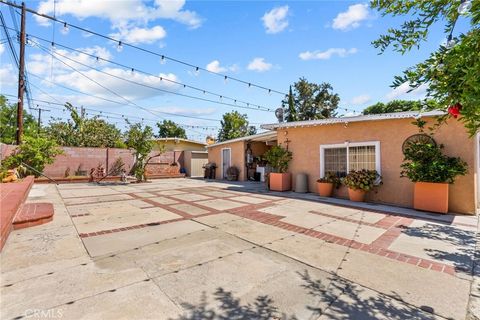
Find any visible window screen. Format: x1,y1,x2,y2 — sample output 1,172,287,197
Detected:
349,146,376,171
324,147,347,177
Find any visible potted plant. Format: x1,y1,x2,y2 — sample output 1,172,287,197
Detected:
263,145,293,191
343,169,381,202
401,141,467,213
226,166,239,181
316,172,341,197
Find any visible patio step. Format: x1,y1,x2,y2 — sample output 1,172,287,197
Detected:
13,203,54,230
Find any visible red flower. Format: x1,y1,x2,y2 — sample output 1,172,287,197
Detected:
448,103,462,118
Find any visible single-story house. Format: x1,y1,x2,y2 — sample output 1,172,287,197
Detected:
207,111,478,214
152,137,208,177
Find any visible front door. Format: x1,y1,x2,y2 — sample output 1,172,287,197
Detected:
222,148,231,179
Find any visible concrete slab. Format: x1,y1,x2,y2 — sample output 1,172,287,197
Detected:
59,187,120,198
170,193,212,202
81,220,205,257
193,213,244,227
231,195,270,204
281,212,336,229
157,190,188,196
132,192,157,198
338,249,472,320
170,203,210,216
215,218,295,244
148,196,179,205
196,199,246,211
314,219,386,244
66,199,153,215
64,194,134,205
24,280,182,320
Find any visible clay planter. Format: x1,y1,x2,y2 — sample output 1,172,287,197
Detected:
317,182,333,197
414,182,449,214
348,188,366,202
269,173,291,191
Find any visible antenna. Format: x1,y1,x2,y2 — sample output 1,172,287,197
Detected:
275,108,284,123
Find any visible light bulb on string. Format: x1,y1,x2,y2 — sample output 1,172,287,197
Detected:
446,35,456,49
130,68,135,75
61,22,69,35
458,0,472,15
117,41,123,52
224,76,228,84
160,55,166,64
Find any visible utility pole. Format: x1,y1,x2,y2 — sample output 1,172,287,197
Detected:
16,2,26,145
30,106,50,134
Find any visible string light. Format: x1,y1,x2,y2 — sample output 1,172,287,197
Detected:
61,22,69,35
446,34,456,49
116,41,123,52
458,0,472,15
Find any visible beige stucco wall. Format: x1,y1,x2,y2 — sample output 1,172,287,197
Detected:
154,139,207,152
207,140,246,180
277,117,476,214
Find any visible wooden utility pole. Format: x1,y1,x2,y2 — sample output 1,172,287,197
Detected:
30,107,50,134
16,2,26,145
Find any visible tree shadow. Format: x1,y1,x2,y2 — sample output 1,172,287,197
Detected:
400,223,476,274
299,270,437,320
171,287,298,320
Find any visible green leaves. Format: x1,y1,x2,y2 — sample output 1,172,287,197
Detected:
343,169,381,192
0,95,39,143
263,145,293,173
156,120,187,139
400,141,467,183
218,111,256,142
125,122,155,181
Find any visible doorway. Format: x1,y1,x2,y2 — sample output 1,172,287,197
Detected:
221,148,231,179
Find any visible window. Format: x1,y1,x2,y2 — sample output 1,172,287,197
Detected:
320,141,380,178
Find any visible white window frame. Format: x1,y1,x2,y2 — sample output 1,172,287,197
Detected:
220,147,232,179
319,141,381,178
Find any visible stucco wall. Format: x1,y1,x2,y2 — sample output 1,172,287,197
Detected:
154,139,207,152
207,140,246,180
277,117,476,214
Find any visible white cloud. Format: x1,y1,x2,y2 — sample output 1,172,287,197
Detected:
36,0,203,29
262,5,289,34
332,3,369,31
351,94,371,105
0,64,17,88
299,48,357,60
205,60,238,73
0,43,5,55
247,57,273,72
385,82,428,100
110,25,167,44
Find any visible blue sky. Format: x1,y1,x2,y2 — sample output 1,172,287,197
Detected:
0,1,469,141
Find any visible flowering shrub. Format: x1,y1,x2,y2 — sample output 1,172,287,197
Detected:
317,172,341,189
343,169,381,191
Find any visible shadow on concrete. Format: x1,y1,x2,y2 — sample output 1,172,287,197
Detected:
171,271,436,320
401,223,476,274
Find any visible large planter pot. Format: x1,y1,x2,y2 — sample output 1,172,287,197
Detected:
348,188,366,202
317,182,333,197
414,182,449,214
269,173,291,191
226,175,238,181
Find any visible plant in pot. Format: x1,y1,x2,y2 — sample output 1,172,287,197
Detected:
225,166,239,181
343,169,381,202
263,145,293,191
401,141,467,213
316,172,341,197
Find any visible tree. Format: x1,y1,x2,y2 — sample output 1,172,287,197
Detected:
363,99,439,115
217,111,256,142
1,135,63,177
156,120,187,139
46,103,125,148
371,0,480,135
124,122,165,182
282,78,339,121
0,95,39,144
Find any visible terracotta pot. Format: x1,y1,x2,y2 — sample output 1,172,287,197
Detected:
348,188,366,202
269,173,291,191
317,182,333,197
414,182,449,214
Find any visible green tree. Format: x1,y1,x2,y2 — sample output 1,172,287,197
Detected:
363,99,439,115
46,103,125,148
371,0,480,135
156,120,187,139
0,95,39,143
125,122,157,182
282,78,340,121
1,135,63,177
217,111,256,142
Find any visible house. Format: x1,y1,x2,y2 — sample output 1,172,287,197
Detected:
151,137,208,178
207,111,477,214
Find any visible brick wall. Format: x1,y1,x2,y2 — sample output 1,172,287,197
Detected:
0,144,183,178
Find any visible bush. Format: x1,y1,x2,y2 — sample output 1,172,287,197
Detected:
263,145,292,173
343,169,381,191
226,166,239,176
1,136,63,177
400,141,467,183
317,172,341,188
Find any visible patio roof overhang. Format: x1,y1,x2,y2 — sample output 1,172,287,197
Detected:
206,131,277,148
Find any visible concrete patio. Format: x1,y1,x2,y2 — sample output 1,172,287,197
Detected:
1,178,478,320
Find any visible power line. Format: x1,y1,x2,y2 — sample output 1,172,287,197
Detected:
0,0,287,97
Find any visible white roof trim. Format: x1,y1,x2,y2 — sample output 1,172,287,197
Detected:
207,131,277,148
260,110,445,130
154,137,207,146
